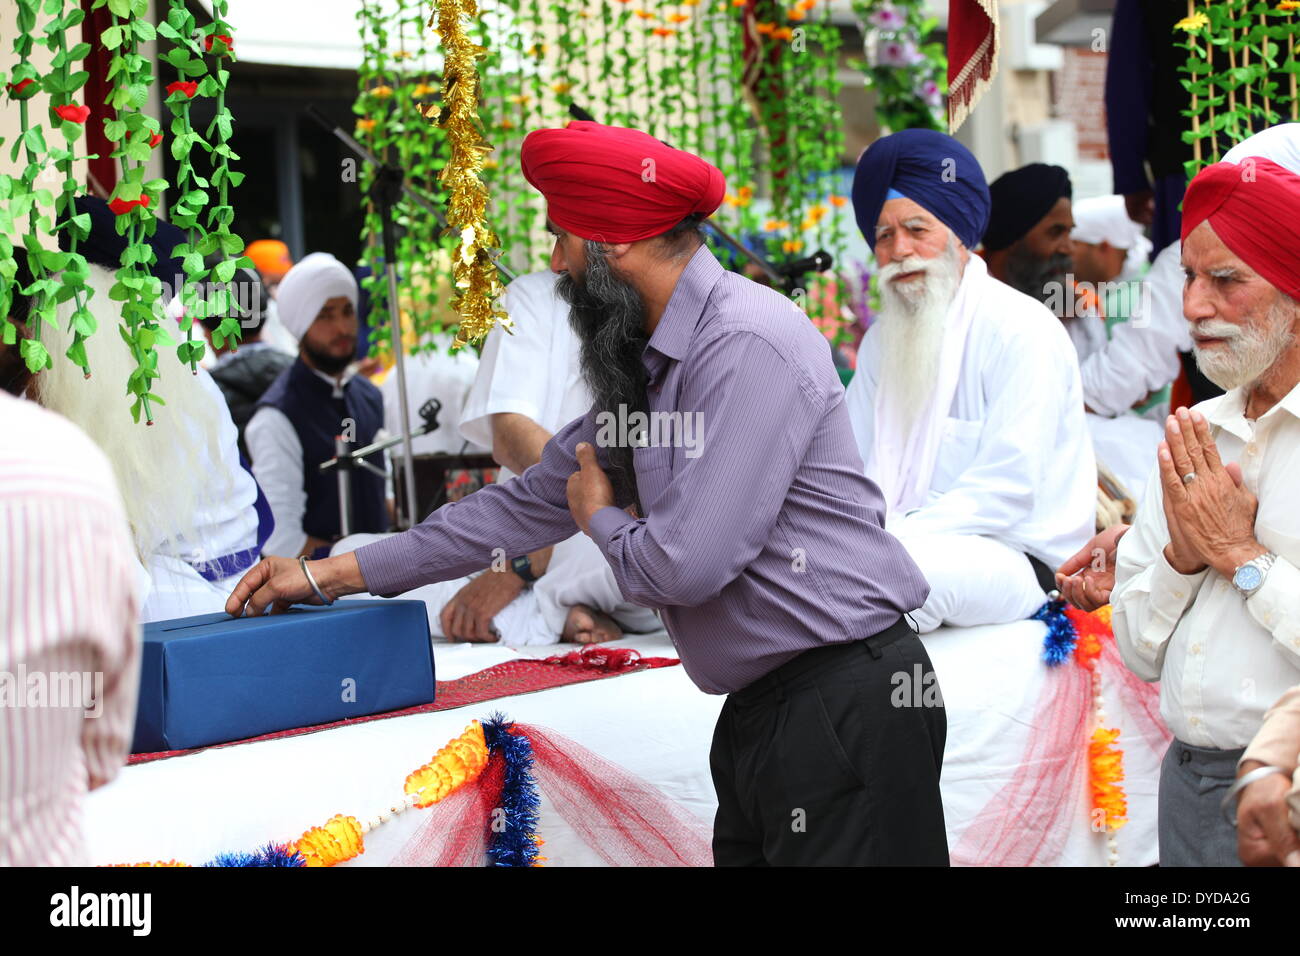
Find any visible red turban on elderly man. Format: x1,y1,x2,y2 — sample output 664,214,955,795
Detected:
520,121,726,243
1181,157,1300,300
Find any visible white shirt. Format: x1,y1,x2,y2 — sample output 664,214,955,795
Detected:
459,270,591,480
0,395,140,865
1113,382,1300,749
1077,242,1189,418
380,333,485,456
246,365,367,558
845,268,1096,568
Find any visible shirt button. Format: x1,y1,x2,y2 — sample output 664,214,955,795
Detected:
1246,443,1258,455
1190,716,1202,726
1191,643,1202,655
1173,590,1185,599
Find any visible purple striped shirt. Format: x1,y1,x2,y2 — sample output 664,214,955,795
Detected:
357,246,929,693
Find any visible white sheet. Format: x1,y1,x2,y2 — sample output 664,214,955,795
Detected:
83,623,1162,866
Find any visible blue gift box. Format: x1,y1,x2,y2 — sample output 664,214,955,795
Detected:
131,600,435,753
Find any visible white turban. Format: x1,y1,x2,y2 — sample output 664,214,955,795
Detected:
1223,122,1300,173
1071,195,1152,280
275,252,358,341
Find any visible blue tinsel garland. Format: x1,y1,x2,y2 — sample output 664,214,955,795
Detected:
203,842,306,867
1032,598,1077,667
482,712,542,867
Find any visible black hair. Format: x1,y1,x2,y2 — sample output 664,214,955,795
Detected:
197,265,270,339
655,212,707,258
1,247,38,396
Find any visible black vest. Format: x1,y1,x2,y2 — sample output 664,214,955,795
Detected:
258,358,387,543
210,346,294,454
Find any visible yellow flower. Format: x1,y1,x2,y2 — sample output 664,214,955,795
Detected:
356,118,377,134
370,84,394,99
1174,11,1209,31
782,239,804,254
1279,1,1300,10
668,12,690,23
412,83,437,97
507,93,531,105
552,81,572,95
683,0,700,5
635,8,656,19
393,50,413,60
764,218,789,231
500,118,516,130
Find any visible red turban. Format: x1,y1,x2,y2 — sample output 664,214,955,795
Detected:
1181,157,1300,300
520,121,726,243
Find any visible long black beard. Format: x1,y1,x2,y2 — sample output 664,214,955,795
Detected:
1005,244,1073,308
556,242,650,513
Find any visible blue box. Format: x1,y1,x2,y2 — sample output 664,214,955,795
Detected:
131,600,435,753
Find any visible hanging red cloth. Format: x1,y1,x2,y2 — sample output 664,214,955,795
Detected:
81,0,117,197
947,0,999,132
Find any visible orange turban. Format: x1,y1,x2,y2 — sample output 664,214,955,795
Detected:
1181,158,1300,300
245,239,293,279
520,121,725,243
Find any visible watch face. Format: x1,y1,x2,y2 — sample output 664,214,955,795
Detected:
1234,564,1263,592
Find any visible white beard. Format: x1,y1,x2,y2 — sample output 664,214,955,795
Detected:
1192,297,1297,392
875,237,963,435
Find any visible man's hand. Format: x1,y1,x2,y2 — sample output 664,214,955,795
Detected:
439,570,524,642
1056,524,1130,611
1158,408,1262,578
567,442,615,536
225,552,366,617
1236,760,1300,867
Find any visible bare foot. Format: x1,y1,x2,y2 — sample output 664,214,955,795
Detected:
561,604,623,644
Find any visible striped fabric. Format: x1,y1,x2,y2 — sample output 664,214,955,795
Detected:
0,394,140,865
358,247,930,694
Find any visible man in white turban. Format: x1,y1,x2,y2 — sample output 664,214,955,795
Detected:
245,253,390,558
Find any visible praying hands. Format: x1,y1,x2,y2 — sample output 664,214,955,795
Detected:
1157,407,1264,579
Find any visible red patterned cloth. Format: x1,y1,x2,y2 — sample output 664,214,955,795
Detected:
947,0,999,132
127,646,679,766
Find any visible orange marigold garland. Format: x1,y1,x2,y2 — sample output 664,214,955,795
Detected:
294,814,366,868
405,719,490,807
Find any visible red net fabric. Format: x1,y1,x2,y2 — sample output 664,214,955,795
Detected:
128,648,680,765
517,723,713,867
390,754,506,868
1100,638,1172,759
949,660,1092,867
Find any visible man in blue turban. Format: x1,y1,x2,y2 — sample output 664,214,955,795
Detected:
845,129,1096,635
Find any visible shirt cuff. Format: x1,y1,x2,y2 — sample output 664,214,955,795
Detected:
588,505,635,555
1246,556,1300,660
1148,547,1210,624
353,535,408,596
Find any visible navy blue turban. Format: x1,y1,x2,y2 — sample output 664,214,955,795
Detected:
982,163,1072,252
851,128,990,251
56,194,186,295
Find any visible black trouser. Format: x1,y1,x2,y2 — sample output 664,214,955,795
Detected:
710,618,949,866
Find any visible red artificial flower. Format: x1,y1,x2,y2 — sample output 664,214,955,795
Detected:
53,103,91,124
165,81,198,99
204,34,234,53
148,132,163,148
108,194,151,216
7,77,37,99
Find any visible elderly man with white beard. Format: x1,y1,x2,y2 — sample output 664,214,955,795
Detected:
1111,155,1300,867
845,129,1096,633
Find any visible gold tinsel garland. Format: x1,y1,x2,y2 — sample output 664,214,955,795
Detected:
427,0,509,347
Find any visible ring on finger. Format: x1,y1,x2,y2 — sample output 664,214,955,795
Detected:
1182,472,1197,484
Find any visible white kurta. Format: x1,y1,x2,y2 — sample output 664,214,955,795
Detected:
1112,384,1300,749
380,333,485,457
141,371,262,623
845,262,1096,631
459,270,590,480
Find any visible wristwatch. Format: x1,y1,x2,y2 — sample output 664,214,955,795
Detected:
510,555,538,585
1231,551,1276,598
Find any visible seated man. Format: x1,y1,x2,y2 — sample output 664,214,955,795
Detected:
1111,156,1300,866
12,254,266,623
846,130,1095,633
984,166,1174,498
247,253,389,558
1235,683,1300,867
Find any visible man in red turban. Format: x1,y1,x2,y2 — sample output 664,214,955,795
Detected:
1111,155,1300,866
229,121,948,866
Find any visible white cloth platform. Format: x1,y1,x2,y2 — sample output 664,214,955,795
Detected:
83,621,1162,866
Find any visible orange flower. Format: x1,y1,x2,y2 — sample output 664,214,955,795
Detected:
370,84,394,99
772,26,794,40
782,239,804,254
764,218,789,231
500,118,516,130
798,0,817,9
652,26,675,36
412,83,438,97
356,118,377,134
295,814,365,867
507,93,531,104
634,8,656,18
1278,1,1300,10
756,20,775,34
828,194,846,207
552,81,572,94
787,7,806,20
668,12,690,22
